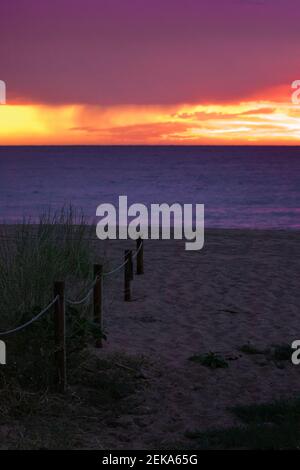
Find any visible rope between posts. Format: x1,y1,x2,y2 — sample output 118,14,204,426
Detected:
0,239,143,332
0,295,59,337
102,257,129,277
66,276,100,305
0,236,144,391
103,239,143,277
131,239,143,260
66,239,143,303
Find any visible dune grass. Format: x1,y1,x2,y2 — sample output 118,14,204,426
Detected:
238,342,293,365
188,352,229,369
238,344,267,355
0,208,101,389
186,396,300,449
0,351,148,449
232,398,300,425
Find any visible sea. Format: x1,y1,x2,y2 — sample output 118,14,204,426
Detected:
0,145,300,229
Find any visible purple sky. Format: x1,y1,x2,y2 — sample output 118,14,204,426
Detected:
1,0,299,105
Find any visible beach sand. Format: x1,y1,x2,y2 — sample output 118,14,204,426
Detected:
1,227,300,449
94,229,300,449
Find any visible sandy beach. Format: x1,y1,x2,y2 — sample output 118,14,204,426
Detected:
78,228,300,449
1,226,300,449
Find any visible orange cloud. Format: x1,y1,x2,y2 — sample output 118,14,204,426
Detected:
0,93,300,145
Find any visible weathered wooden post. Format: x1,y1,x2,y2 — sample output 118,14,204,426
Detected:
136,237,144,275
129,250,134,281
124,250,131,301
53,281,66,393
93,264,103,348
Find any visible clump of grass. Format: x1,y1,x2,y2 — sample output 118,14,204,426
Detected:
0,351,149,449
186,396,300,449
231,398,300,425
239,343,267,355
0,380,84,449
0,207,99,389
188,352,228,369
270,344,293,362
10,419,82,450
185,422,300,449
238,342,293,366
0,207,93,322
76,353,149,406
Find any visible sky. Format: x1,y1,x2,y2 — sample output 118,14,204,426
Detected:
0,0,300,145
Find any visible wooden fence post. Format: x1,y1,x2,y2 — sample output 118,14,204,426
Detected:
53,281,66,393
93,264,103,348
136,237,144,275
129,250,133,281
124,250,131,301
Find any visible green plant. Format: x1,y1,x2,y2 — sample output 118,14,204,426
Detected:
185,397,300,449
231,397,300,425
271,344,293,362
239,344,267,355
188,352,228,369
185,422,300,449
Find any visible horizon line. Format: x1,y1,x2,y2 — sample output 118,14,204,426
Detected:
1,144,300,148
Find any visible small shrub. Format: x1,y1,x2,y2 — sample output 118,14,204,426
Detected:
239,344,267,355
185,422,300,449
185,397,300,449
231,398,300,425
189,352,228,369
271,344,293,362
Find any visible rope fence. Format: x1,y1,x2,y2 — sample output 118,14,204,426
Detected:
0,296,59,337
0,237,145,393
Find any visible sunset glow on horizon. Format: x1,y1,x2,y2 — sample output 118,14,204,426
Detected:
1,91,300,145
